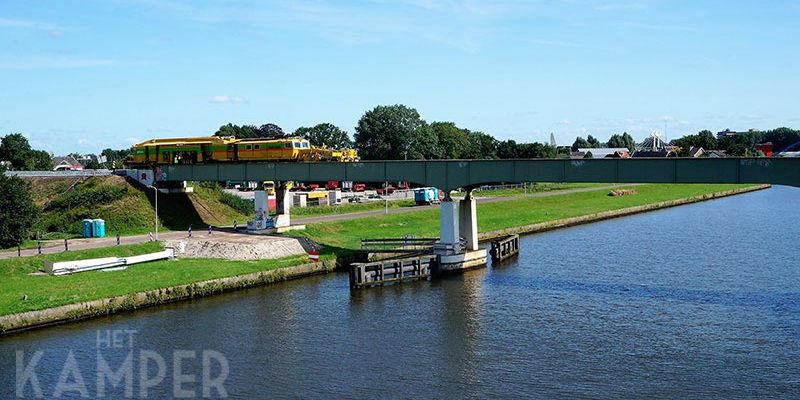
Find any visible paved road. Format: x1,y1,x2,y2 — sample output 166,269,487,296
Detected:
0,184,628,259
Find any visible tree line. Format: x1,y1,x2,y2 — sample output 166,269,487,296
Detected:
669,128,800,156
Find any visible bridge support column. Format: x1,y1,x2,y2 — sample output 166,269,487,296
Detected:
434,192,487,275
274,182,291,228
438,197,460,252
458,192,478,251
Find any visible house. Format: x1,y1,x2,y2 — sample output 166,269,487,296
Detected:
77,154,107,166
52,155,83,171
756,143,773,157
688,146,705,158
632,150,676,158
707,150,728,158
573,148,630,159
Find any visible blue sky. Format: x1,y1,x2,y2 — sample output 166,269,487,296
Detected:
1,0,798,154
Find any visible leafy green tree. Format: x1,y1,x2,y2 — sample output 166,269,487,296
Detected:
214,123,258,138
571,137,590,151
430,122,469,159
587,135,602,148
0,173,38,248
0,133,33,170
354,105,429,160
497,140,520,159
27,150,53,170
584,151,594,159
83,159,102,169
295,123,353,148
256,123,286,138
764,127,800,151
467,131,498,159
607,132,636,152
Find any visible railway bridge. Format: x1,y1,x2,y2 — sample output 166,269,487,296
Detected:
159,158,800,271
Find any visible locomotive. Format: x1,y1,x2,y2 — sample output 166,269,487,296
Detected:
126,136,359,167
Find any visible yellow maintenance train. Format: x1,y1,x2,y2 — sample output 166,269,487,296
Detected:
127,136,359,167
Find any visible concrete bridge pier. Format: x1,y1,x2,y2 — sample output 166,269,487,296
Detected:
247,181,303,233
274,181,291,228
434,190,487,274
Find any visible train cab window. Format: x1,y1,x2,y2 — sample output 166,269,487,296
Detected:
293,142,301,148
302,142,310,148
161,153,169,161
246,145,252,150
284,143,292,149
254,145,260,150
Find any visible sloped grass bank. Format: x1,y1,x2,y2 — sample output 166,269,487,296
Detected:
24,176,250,241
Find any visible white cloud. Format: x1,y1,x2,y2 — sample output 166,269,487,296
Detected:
209,95,248,104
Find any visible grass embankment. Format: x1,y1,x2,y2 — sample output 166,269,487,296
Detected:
292,199,416,216
22,176,250,243
455,182,605,198
0,242,322,316
296,184,754,250
291,183,599,217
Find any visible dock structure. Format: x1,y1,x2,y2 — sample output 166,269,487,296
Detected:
350,255,435,289
490,234,520,262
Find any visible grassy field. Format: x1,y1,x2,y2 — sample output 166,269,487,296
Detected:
460,182,609,198
0,242,317,316
295,184,754,250
292,199,416,216
291,183,598,217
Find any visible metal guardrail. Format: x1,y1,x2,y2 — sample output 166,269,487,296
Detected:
4,169,112,178
360,237,439,253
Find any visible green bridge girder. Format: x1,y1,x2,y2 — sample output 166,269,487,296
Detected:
160,158,800,192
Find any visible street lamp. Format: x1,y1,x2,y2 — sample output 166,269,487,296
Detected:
149,185,158,240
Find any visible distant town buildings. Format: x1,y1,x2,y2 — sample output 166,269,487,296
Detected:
716,128,760,140
571,148,629,159
632,131,676,158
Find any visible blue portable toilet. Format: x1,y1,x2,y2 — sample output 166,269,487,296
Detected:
82,219,94,238
92,219,106,238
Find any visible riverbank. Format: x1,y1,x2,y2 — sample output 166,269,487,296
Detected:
295,183,766,250
0,183,767,334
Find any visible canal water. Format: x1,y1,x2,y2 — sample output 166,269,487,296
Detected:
2,186,799,399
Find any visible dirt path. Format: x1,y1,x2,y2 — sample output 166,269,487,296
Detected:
0,184,630,259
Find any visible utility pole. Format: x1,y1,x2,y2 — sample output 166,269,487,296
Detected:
150,185,159,240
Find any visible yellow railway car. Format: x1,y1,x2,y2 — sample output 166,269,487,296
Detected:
127,136,359,167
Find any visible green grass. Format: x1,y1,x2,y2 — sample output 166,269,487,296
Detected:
292,199,416,216
291,183,600,217
0,241,318,316
460,182,609,198
295,184,755,250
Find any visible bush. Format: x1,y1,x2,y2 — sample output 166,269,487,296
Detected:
218,191,253,215
44,185,127,211
0,174,38,248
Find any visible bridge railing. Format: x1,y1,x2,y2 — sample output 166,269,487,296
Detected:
360,237,439,253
